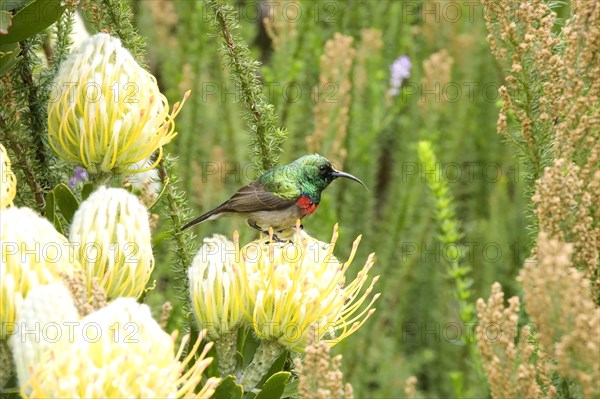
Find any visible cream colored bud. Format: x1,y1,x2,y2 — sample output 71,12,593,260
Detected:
23,298,219,398
48,33,189,174
0,207,78,339
69,186,154,299
10,282,79,393
189,234,247,340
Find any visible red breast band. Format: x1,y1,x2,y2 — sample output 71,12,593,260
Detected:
297,196,318,216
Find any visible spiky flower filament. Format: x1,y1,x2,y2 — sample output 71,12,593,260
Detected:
22,299,220,398
241,224,380,351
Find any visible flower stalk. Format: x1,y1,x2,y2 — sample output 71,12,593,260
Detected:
17,39,51,190
240,340,285,391
157,158,200,354
215,330,238,377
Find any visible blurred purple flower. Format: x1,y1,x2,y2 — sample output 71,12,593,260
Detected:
68,166,89,189
388,55,411,96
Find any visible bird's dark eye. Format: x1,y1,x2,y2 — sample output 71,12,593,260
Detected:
319,165,327,172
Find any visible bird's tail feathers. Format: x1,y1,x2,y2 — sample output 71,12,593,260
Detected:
180,208,223,231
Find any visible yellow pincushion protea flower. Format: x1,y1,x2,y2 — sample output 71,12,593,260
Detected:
10,282,80,392
69,186,154,299
0,207,78,339
0,143,17,208
241,225,380,352
23,298,220,398
48,33,189,174
189,234,247,340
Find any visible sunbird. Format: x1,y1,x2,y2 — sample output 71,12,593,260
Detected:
182,154,366,238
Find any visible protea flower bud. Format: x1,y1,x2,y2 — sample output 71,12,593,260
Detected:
10,282,79,392
189,234,247,376
23,298,219,398
0,143,17,208
69,186,154,299
47,33,189,174
189,234,246,340
0,207,78,339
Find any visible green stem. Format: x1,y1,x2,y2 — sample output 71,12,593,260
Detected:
98,0,146,62
156,158,199,352
240,341,284,391
0,116,46,209
211,4,267,166
0,339,15,389
17,39,51,192
88,171,112,188
204,0,286,175
47,10,75,71
215,330,239,377
157,160,192,266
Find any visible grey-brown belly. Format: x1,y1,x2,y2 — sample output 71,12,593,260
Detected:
246,206,304,232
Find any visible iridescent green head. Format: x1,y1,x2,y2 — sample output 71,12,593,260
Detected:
292,154,367,193
259,154,367,202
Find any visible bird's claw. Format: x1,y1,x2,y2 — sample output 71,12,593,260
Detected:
264,235,288,244
248,220,289,244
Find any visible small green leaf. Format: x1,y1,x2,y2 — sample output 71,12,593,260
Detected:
241,331,260,368
53,215,64,235
213,375,243,399
257,350,288,387
148,176,168,210
1,0,64,44
0,9,12,33
282,379,299,398
235,351,244,374
255,371,290,399
44,191,63,235
0,0,31,11
44,191,55,222
81,182,94,200
0,42,20,75
53,183,79,224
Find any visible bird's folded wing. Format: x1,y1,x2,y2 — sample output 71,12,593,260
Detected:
220,180,297,212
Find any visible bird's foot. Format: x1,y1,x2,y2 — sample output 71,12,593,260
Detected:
279,224,303,232
248,220,268,234
248,220,290,244
265,234,287,244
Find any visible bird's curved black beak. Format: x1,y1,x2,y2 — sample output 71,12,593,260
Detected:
332,169,368,190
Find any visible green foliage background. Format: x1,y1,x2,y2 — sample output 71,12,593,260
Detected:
134,1,557,397
0,0,579,397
